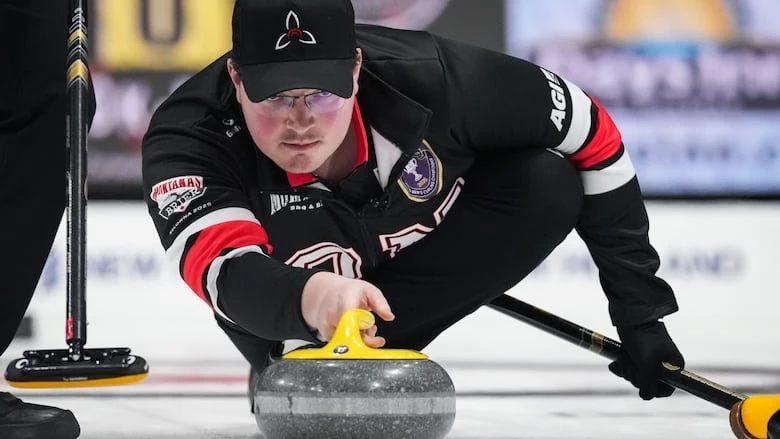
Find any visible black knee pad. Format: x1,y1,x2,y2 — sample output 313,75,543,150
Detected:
525,149,584,227
466,148,584,230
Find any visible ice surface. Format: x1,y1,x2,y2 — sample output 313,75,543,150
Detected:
0,361,754,438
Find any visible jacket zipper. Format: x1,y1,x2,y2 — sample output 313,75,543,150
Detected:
297,187,381,275
292,149,412,275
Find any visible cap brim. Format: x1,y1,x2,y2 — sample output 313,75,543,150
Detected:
241,58,355,103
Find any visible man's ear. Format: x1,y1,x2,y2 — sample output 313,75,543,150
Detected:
354,48,363,73
227,58,243,102
351,48,363,95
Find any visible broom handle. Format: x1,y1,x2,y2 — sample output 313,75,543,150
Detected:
487,294,747,410
65,0,89,360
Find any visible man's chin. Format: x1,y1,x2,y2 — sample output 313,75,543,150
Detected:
281,161,322,176
277,150,327,176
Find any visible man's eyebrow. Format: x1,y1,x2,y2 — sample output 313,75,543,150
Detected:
274,90,324,98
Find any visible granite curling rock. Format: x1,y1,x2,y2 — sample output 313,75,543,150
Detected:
253,309,456,439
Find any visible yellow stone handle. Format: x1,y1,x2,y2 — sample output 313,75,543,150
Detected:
283,309,428,360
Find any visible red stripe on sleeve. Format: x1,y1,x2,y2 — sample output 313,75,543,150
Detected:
568,96,623,169
182,220,272,305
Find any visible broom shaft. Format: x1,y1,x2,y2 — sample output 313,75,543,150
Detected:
65,0,89,359
488,294,747,410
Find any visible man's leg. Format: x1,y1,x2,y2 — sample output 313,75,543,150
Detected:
216,317,283,373
215,317,286,413
371,149,584,350
0,2,86,438
0,0,69,357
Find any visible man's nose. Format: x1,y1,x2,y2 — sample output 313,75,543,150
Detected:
286,100,315,130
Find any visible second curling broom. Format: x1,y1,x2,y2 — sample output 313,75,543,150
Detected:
4,0,149,389
489,294,780,439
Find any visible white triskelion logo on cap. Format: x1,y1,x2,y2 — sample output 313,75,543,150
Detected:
275,11,317,50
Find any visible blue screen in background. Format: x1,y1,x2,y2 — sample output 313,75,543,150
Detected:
505,0,780,196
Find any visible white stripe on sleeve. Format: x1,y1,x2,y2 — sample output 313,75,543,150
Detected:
165,207,261,270
580,150,636,195
555,78,593,155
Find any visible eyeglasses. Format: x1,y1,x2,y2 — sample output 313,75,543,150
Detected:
255,91,347,118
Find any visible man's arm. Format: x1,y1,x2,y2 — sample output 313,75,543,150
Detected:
142,133,320,342
434,36,678,326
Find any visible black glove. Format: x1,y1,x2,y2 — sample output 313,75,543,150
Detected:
608,321,684,400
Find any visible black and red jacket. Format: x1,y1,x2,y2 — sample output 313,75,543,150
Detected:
142,25,678,342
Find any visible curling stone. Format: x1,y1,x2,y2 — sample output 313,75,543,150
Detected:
253,309,456,439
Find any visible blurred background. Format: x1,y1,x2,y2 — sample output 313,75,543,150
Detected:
4,0,779,397
82,0,780,200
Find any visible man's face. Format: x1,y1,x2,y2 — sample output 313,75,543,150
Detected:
228,53,361,175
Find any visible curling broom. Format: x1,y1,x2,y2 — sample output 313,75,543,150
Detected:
489,294,780,439
4,0,149,389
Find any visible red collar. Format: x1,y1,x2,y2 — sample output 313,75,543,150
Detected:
286,101,369,187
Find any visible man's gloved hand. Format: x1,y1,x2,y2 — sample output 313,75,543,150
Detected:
608,321,684,400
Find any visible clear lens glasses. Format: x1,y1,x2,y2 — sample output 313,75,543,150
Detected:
255,91,347,118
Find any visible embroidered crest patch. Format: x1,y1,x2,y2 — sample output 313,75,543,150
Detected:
398,140,442,202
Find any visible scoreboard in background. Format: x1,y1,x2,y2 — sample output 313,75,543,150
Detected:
86,0,233,196
94,0,232,71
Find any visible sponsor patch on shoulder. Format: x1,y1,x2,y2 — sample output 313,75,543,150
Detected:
150,175,206,219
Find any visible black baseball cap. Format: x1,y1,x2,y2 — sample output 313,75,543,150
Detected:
231,0,358,103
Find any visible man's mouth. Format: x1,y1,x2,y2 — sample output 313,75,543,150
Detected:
282,140,319,149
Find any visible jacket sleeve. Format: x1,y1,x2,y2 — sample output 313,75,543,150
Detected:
142,129,319,342
434,36,678,327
